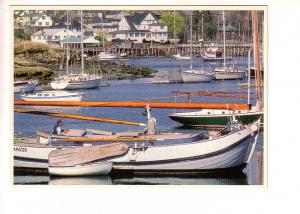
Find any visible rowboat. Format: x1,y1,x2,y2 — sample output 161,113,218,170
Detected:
20,90,84,101
47,143,128,176
110,119,260,173
48,161,113,176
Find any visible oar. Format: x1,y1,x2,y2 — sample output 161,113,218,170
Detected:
14,100,251,110
14,108,146,126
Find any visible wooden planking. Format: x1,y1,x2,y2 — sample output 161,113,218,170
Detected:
14,100,251,110
48,142,129,167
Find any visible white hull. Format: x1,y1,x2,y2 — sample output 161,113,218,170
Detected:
14,121,259,172
14,145,58,169
14,81,37,93
51,79,101,90
215,71,246,80
112,122,258,172
181,70,213,83
49,161,112,176
20,91,84,101
173,55,191,60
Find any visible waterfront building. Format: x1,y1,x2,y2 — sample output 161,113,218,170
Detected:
31,28,78,45
107,11,168,43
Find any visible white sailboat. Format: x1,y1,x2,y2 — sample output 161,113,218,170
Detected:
181,12,213,83
172,11,191,60
214,11,246,80
51,10,101,90
97,16,119,60
20,90,84,101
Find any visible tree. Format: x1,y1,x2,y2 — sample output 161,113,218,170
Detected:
202,11,217,40
159,11,185,39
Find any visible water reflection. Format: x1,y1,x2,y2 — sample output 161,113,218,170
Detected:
14,172,248,185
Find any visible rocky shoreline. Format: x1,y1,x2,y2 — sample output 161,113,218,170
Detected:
14,41,158,84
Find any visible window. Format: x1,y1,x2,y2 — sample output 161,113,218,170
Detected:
207,112,211,114
160,26,164,29
38,36,41,40
38,22,42,26
130,33,134,37
135,33,139,37
141,33,145,37
222,111,225,114
46,22,49,25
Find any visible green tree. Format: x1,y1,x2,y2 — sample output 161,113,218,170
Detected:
159,11,185,39
203,11,217,40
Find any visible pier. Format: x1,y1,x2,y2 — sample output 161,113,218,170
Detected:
82,42,253,57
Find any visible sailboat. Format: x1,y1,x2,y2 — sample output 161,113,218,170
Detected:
181,12,213,83
214,11,246,80
172,11,191,60
50,10,101,90
97,16,119,60
169,11,263,129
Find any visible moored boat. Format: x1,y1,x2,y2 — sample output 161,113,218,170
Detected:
181,70,213,83
214,67,246,80
14,80,38,93
173,54,191,60
97,52,119,60
169,108,263,129
48,143,128,176
111,119,260,173
20,90,84,101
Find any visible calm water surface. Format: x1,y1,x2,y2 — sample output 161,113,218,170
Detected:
14,56,264,185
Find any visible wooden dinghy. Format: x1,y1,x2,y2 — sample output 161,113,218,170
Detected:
48,143,128,176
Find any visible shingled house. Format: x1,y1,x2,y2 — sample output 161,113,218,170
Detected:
107,11,168,43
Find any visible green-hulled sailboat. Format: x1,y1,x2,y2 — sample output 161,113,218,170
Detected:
169,11,264,129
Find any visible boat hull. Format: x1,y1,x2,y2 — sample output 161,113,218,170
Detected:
215,71,246,80
111,123,258,172
181,71,212,83
20,94,84,101
51,79,101,90
48,161,113,176
169,111,263,129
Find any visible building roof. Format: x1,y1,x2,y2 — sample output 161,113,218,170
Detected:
124,12,154,30
60,36,99,43
32,28,74,36
111,29,151,35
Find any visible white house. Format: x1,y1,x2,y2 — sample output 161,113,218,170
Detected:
30,13,53,27
31,29,78,45
107,12,168,43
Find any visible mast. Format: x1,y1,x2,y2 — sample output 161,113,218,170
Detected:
223,10,226,68
80,10,84,74
189,12,193,70
66,10,69,75
252,11,263,111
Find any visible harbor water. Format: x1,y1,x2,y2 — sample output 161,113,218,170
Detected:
14,56,264,185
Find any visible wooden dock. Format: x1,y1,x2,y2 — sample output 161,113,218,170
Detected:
82,42,253,57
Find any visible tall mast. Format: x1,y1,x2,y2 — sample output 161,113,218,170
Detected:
66,10,69,75
223,10,226,68
189,12,193,70
252,11,263,111
80,10,84,74
173,10,176,43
